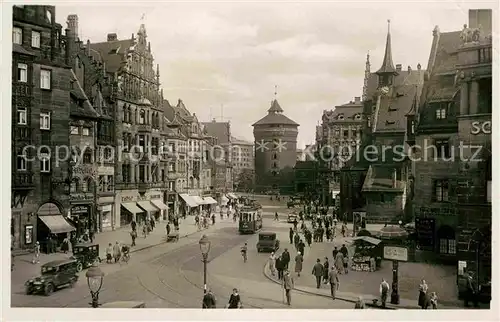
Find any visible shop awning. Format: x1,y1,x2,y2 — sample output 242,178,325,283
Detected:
179,193,199,208
151,199,168,210
122,202,144,214
37,203,61,216
191,195,205,205
137,201,159,212
226,193,238,199
39,215,76,234
203,197,218,205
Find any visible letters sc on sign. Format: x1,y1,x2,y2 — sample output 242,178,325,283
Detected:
471,121,491,135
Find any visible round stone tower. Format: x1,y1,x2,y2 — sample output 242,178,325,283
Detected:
252,99,299,190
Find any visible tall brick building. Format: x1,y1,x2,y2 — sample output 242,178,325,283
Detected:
413,10,492,283
11,5,74,250
253,99,299,192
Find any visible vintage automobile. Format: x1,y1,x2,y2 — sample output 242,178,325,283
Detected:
257,232,280,252
71,243,101,272
25,259,79,296
287,213,298,223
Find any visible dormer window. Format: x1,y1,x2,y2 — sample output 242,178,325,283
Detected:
435,105,447,120
354,114,361,120
337,114,344,120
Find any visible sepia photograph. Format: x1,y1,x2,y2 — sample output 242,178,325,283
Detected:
3,0,497,320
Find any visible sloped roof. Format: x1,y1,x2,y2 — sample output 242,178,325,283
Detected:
88,39,133,73
268,99,284,113
69,69,99,119
13,44,35,56
362,165,405,192
431,31,462,75
323,101,363,123
252,113,299,126
201,121,231,144
374,70,424,133
231,136,253,145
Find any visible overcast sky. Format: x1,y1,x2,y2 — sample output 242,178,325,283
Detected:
52,0,496,147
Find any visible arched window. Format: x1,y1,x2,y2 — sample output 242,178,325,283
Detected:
139,109,145,124
81,177,88,192
83,149,93,164
70,178,79,193
128,107,132,124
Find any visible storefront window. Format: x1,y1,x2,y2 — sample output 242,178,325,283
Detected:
25,225,33,245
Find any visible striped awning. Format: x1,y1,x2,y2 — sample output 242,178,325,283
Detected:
39,215,75,234
137,201,159,212
151,199,168,210
179,193,199,208
122,202,144,214
203,197,218,205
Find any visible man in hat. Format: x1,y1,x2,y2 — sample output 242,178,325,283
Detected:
282,270,294,306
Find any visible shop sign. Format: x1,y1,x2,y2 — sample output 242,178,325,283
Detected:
383,246,408,262
471,121,491,135
70,193,94,201
122,196,135,202
71,205,90,215
72,164,97,177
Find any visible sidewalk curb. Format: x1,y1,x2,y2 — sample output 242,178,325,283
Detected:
262,261,400,309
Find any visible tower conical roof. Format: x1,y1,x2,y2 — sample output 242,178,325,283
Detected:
268,99,284,113
376,20,398,75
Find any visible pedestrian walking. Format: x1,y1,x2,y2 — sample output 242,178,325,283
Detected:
325,227,331,241
113,241,121,263
343,253,349,274
89,230,95,243
211,213,216,225
276,255,284,280
131,220,137,232
142,224,147,238
328,266,339,299
32,241,40,264
312,258,324,289
294,234,300,250
322,257,329,284
340,244,348,257
418,279,429,309
202,288,217,308
430,292,438,309
269,252,276,276
130,230,137,247
274,212,279,221
166,223,171,236
379,279,390,308
305,229,312,247
283,270,294,306
334,251,344,274
464,272,479,307
61,236,70,254
226,288,242,308
298,240,305,257
341,223,346,237
281,248,290,270
106,243,113,263
289,227,294,244
294,252,303,277
151,217,156,230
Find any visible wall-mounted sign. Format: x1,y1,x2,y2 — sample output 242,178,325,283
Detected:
25,225,33,245
71,205,90,215
72,165,97,177
471,121,491,135
383,246,408,262
69,193,94,201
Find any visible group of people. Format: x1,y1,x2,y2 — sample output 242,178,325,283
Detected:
268,249,291,280
105,241,129,264
202,288,243,309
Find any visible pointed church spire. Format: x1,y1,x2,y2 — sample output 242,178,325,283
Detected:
376,20,397,75
362,51,371,101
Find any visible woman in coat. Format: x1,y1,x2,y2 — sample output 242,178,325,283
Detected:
322,257,329,284
418,279,429,309
294,252,303,276
269,252,276,276
334,251,344,274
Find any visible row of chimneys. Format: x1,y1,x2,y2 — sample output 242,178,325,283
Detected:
395,63,422,72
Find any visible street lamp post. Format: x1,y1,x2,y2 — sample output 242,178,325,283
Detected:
86,264,104,308
199,234,211,293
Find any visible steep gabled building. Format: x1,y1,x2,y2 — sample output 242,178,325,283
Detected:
340,21,424,224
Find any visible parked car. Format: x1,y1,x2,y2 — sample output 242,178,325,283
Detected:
25,259,79,296
71,243,101,272
257,232,280,252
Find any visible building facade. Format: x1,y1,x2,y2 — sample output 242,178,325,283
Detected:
231,137,254,191
253,99,299,192
341,22,423,224
413,10,492,282
11,5,75,250
90,24,167,227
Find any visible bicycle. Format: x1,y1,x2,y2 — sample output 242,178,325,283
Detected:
121,251,130,264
